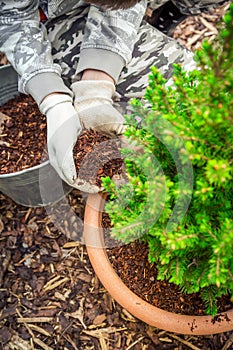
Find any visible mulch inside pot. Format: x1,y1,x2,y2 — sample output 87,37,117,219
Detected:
104,216,233,317
0,94,124,186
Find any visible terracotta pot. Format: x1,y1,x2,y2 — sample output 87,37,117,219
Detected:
84,193,233,335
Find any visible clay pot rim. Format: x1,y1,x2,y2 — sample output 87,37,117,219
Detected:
84,192,233,336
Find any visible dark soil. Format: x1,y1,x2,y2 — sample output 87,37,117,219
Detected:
107,240,233,316
102,208,233,317
1,191,233,350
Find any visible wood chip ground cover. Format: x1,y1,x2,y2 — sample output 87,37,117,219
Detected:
1,191,233,350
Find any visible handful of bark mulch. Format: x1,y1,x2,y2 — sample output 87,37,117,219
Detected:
73,130,125,188
0,94,124,188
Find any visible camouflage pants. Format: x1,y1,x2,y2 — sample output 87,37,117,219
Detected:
46,0,222,113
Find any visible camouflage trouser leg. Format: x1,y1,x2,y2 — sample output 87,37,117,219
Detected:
116,21,195,114
46,9,196,114
46,7,89,85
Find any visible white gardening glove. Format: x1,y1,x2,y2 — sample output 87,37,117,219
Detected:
39,93,100,193
71,80,126,137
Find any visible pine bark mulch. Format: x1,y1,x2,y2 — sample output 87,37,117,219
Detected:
1,191,233,350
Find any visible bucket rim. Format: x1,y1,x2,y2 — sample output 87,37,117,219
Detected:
0,63,13,70
0,159,51,178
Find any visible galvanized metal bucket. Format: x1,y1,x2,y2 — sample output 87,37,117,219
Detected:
0,65,72,207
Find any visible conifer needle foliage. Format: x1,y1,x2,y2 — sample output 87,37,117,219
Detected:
102,4,233,315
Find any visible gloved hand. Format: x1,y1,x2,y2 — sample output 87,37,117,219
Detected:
39,93,100,193
71,80,126,137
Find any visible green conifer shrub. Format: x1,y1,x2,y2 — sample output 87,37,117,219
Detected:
102,4,233,315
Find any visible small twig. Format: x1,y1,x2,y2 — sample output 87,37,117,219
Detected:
27,324,52,337
199,16,218,34
24,207,33,223
17,316,53,323
16,308,35,338
43,276,69,292
63,334,80,350
15,251,36,266
63,241,81,248
99,333,109,350
168,333,202,350
221,333,233,350
0,250,11,287
126,336,145,350
82,327,127,337
33,338,53,350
